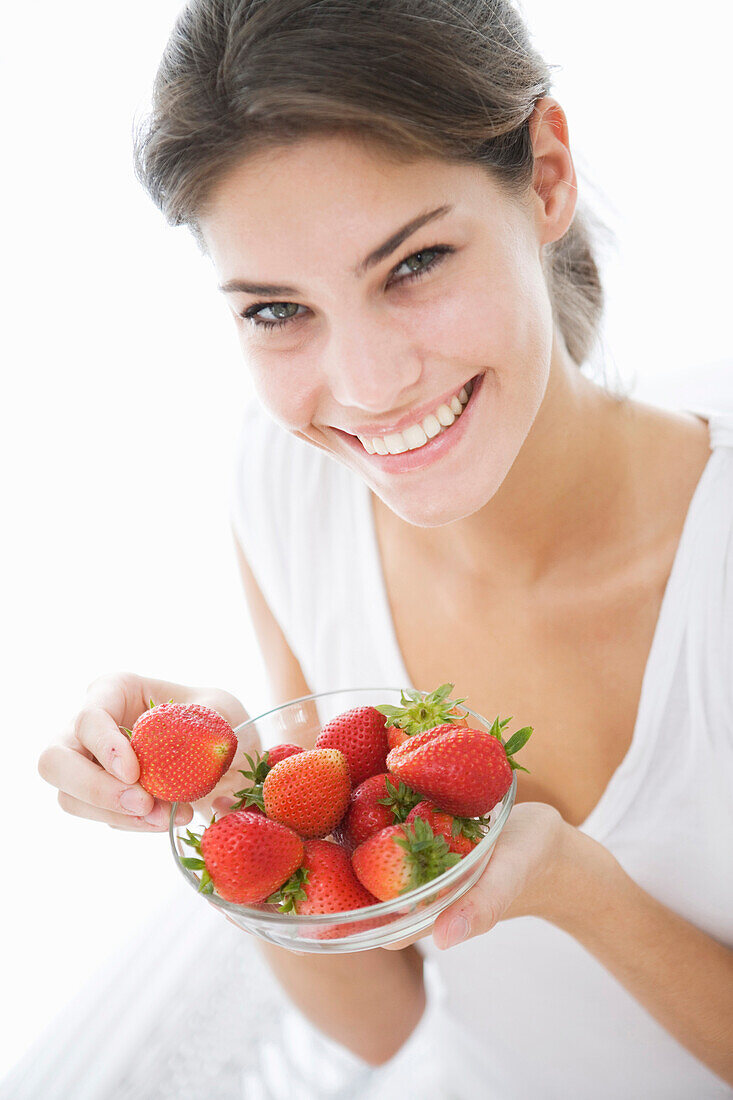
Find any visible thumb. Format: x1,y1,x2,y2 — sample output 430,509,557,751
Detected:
432,841,522,949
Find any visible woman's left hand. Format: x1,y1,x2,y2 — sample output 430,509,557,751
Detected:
383,801,574,951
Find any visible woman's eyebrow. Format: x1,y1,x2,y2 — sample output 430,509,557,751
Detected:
218,203,453,296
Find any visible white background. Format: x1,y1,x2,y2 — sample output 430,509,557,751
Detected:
2,0,732,1083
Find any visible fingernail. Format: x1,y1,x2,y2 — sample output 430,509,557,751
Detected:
144,805,167,827
120,789,148,814
111,757,128,781
441,916,469,949
174,806,191,825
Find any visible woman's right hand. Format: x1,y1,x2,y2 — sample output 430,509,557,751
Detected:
38,672,253,831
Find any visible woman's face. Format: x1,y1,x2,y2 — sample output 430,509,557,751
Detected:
199,126,570,527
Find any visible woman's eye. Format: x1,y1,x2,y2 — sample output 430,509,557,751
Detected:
240,243,453,332
390,246,451,283
241,300,305,331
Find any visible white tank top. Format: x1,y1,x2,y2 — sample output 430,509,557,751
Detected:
229,397,733,1099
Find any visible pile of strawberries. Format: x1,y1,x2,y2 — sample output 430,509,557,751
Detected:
123,685,532,932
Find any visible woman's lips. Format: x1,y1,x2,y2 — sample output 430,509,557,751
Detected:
333,371,485,473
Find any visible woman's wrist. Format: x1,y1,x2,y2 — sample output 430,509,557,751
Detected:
535,821,624,932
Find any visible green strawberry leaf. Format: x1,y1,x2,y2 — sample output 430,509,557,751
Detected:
503,726,533,756
182,829,203,854
267,867,310,913
180,857,205,870
376,778,423,822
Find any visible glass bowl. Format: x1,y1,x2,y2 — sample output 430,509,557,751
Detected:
169,687,517,953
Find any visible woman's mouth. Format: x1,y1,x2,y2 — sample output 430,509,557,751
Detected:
332,372,486,473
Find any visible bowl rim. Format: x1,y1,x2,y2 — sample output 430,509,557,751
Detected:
169,686,518,925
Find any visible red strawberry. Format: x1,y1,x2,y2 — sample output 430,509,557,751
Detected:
230,743,304,812
334,773,422,854
123,700,237,802
181,810,303,904
263,748,351,839
269,839,381,939
374,683,470,750
351,818,462,901
315,707,389,786
405,800,490,856
387,717,532,817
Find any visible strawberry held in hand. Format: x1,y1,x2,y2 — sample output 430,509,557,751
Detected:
315,706,389,786
351,817,462,901
263,748,351,839
123,700,237,802
387,716,533,818
375,682,469,750
182,810,304,904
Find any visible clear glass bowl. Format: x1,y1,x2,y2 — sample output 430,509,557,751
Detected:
169,687,517,953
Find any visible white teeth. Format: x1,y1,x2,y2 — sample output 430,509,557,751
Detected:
384,433,408,455
403,423,428,450
422,413,442,439
356,377,479,456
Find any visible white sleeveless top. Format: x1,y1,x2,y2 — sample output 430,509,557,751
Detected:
229,398,733,1099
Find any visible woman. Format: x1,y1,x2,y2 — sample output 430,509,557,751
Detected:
38,1,733,1095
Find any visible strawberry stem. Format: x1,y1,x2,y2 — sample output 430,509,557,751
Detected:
375,682,468,737
376,778,422,822
230,750,271,811
394,817,463,893
267,866,310,912
181,829,214,894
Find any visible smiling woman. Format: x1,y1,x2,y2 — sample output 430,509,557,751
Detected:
133,0,608,370
37,0,733,1097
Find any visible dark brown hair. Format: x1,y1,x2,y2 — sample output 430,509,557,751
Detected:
133,0,615,371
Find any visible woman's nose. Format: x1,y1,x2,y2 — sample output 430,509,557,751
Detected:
322,315,423,412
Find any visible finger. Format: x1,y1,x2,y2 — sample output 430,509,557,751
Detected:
73,703,141,785
211,797,240,815
432,847,517,949
40,744,154,817
382,928,431,951
58,791,192,830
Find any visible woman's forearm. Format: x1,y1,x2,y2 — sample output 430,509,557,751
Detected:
545,827,733,1087
257,941,426,1065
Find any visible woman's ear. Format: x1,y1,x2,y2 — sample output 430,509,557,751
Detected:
529,96,578,246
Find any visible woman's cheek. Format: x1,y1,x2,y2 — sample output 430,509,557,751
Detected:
246,346,324,433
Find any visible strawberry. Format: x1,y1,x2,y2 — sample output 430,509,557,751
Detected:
268,839,381,938
315,706,389,786
374,683,469,750
181,810,303,904
122,699,237,802
230,743,304,812
405,800,490,856
351,818,462,901
263,748,351,839
334,772,422,853
386,717,532,817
